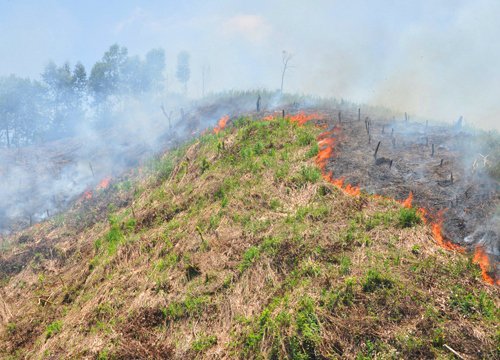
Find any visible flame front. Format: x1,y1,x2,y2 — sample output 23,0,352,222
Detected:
431,213,464,253
261,112,496,285
472,245,497,285
83,191,92,200
213,115,229,134
402,191,413,208
288,112,324,125
97,176,111,190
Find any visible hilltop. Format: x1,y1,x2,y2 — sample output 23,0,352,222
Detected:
0,114,498,359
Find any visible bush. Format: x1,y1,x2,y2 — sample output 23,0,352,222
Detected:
398,208,421,228
45,320,62,339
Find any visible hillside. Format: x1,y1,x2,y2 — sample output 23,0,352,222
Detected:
0,114,498,359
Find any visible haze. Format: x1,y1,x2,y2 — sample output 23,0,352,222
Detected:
0,0,499,130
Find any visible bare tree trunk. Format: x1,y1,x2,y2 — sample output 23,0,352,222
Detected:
280,51,292,94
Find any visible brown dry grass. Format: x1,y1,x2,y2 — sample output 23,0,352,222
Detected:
0,115,498,359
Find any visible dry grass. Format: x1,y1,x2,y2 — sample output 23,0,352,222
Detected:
0,115,498,359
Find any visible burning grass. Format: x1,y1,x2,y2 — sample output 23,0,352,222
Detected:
0,114,498,359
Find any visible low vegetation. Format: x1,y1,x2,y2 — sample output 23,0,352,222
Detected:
0,116,498,359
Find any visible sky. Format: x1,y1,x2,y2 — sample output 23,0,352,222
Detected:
0,0,499,130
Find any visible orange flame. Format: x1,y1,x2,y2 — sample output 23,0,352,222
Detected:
431,213,464,253
97,176,111,190
402,191,413,208
83,191,92,200
472,246,497,285
267,112,494,285
288,112,324,125
213,115,229,134
417,207,429,224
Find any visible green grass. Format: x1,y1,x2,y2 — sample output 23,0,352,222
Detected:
45,320,62,339
398,208,421,228
164,295,211,321
239,246,260,272
192,334,218,352
362,269,394,292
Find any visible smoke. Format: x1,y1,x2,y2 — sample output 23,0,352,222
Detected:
1,1,498,131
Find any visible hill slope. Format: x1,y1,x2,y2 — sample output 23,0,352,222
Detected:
0,116,498,359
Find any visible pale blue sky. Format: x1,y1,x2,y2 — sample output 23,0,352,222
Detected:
0,0,498,129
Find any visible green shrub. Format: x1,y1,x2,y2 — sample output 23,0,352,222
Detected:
45,320,62,339
398,208,421,228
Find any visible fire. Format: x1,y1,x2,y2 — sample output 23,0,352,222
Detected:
472,245,497,285
83,190,92,200
97,176,111,190
213,115,229,134
417,207,428,224
431,215,464,253
263,113,498,284
402,191,413,208
288,112,324,125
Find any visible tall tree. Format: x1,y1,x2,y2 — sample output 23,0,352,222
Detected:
88,44,128,102
145,48,166,93
0,75,44,147
176,51,190,95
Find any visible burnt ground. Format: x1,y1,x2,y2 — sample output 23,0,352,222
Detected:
303,107,499,278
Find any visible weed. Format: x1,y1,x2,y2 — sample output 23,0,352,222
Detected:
192,334,218,352
339,255,351,275
164,295,211,321
45,320,62,339
398,208,421,228
306,143,319,158
449,286,497,320
239,246,260,272
363,270,393,292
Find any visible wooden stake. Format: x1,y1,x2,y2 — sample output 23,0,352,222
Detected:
431,143,435,157
389,160,393,169
358,108,361,121
282,109,285,119
440,159,444,167
374,141,381,159
89,162,95,177
443,344,465,360
450,172,454,184
338,111,341,123
425,137,429,146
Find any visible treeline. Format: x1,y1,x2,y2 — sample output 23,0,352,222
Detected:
0,44,189,147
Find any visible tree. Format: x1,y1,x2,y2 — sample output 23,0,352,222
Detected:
42,61,84,138
145,48,166,93
176,51,190,94
88,44,128,102
280,50,293,94
0,75,44,147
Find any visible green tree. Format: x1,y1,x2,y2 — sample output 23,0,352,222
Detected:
88,44,128,102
